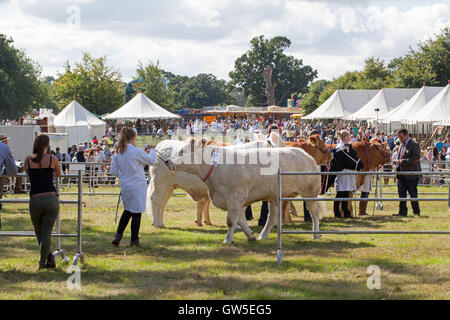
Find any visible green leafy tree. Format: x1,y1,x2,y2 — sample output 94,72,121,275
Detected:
136,61,170,109
317,71,361,106
392,27,450,87
53,53,124,115
357,57,393,89
166,72,233,109
229,35,317,106
301,80,331,115
0,34,55,119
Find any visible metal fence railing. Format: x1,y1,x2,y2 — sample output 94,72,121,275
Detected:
0,171,84,266
276,170,450,265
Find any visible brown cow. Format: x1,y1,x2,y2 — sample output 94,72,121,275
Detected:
326,139,391,217
349,139,391,216
282,135,333,223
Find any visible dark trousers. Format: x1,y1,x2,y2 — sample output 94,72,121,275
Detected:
245,202,269,225
334,191,351,218
397,176,420,216
245,205,253,220
116,210,142,241
259,201,269,225
29,196,60,264
303,202,312,221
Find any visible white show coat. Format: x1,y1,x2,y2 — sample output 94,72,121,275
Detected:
334,142,357,192
110,144,157,213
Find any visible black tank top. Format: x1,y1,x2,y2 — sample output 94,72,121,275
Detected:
27,156,57,196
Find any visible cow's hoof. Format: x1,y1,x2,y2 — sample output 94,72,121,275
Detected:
223,240,233,245
248,235,256,241
257,235,268,241
195,220,203,227
313,234,321,240
205,221,213,226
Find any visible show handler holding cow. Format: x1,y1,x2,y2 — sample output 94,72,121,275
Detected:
333,130,363,219
110,127,158,247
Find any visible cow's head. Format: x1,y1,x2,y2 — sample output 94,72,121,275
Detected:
308,135,333,165
175,137,209,165
370,140,392,166
352,140,391,170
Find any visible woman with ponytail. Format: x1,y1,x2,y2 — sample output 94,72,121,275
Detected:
24,134,61,270
110,126,157,247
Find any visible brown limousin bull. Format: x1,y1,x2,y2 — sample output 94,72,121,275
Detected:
282,135,333,223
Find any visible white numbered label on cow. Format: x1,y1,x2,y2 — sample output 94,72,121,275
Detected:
211,152,221,167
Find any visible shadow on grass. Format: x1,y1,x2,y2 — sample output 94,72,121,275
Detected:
0,262,424,300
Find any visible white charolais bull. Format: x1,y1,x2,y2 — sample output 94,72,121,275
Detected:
147,133,285,228
147,140,211,228
171,138,324,244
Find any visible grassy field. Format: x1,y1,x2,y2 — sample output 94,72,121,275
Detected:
0,184,449,300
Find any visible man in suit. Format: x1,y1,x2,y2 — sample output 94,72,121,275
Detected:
394,129,421,217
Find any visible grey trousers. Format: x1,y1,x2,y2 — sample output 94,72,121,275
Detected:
29,196,59,264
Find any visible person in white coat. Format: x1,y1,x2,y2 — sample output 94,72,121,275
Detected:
333,130,358,219
110,127,157,247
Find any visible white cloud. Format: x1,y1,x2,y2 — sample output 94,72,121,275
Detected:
0,0,448,83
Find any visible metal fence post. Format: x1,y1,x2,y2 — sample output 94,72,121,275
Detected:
53,178,69,263
72,170,84,266
277,168,282,266
448,177,450,208
379,170,384,210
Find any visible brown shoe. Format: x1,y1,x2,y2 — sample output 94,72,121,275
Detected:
359,201,368,216
45,253,56,269
111,233,122,247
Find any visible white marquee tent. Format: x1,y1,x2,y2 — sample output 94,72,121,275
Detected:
346,88,419,121
54,100,106,146
404,83,450,125
104,92,180,120
303,89,379,120
381,86,443,124
36,109,56,123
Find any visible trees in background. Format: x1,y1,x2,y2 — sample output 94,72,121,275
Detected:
52,53,124,115
229,35,317,107
135,61,170,109
391,27,450,88
0,34,56,119
166,72,233,109
1,27,449,119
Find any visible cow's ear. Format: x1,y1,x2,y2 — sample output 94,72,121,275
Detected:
201,138,208,148
309,135,318,146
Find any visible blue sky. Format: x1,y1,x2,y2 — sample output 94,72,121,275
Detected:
0,0,448,82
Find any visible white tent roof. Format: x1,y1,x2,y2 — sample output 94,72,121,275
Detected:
54,100,105,127
346,88,419,121
380,98,409,124
104,92,180,120
36,110,56,120
381,86,443,124
404,84,450,124
303,89,379,120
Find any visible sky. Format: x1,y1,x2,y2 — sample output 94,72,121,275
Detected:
0,0,449,82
